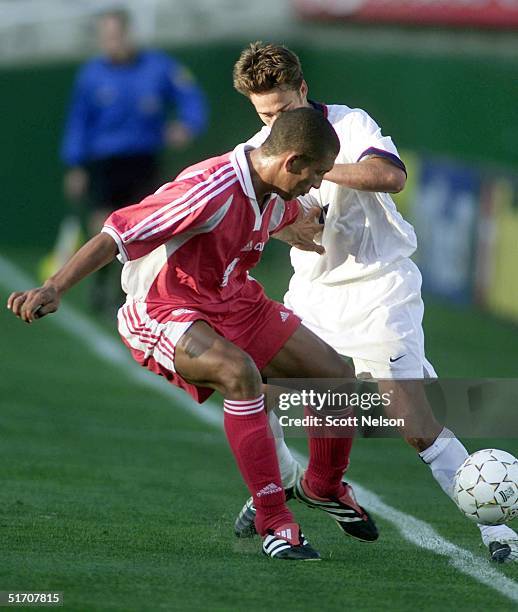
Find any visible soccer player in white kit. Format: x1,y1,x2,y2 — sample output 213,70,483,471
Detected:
232,41,518,562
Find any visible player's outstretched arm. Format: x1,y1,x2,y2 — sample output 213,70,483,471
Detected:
272,206,325,255
7,232,118,324
325,157,406,193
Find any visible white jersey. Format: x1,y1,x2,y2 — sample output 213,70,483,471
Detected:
248,103,417,283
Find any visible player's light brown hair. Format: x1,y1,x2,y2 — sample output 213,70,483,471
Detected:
262,107,339,163
233,41,303,97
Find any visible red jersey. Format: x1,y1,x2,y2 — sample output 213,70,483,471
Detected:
102,144,300,319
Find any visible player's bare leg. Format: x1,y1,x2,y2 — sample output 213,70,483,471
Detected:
377,378,518,562
174,321,320,560
260,331,353,501
377,379,442,452
262,330,355,494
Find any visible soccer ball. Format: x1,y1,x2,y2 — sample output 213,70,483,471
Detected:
453,449,518,525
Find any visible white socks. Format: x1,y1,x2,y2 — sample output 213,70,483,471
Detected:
418,427,468,498
478,524,518,546
269,410,303,489
419,427,517,544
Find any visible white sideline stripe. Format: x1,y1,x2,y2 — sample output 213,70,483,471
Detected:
0,255,222,428
1,254,517,604
286,453,518,603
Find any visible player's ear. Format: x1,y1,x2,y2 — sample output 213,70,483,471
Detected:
285,154,303,174
300,80,308,101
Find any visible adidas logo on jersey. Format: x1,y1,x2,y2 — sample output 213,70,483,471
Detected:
280,311,290,322
172,308,196,316
241,241,265,252
256,482,283,497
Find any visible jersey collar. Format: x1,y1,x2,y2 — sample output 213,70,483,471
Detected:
230,143,276,230
309,100,328,118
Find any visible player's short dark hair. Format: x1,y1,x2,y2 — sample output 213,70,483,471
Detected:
261,107,339,163
97,8,131,30
233,41,303,97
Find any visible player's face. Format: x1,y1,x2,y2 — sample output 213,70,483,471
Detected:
97,16,131,61
281,152,336,200
250,84,309,127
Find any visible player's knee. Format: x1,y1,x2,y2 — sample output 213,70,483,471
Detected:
220,351,262,398
326,355,353,379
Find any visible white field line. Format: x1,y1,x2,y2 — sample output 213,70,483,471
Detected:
1,253,517,604
0,255,222,429
288,449,518,603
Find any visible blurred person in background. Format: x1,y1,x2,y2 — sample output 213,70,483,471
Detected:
61,9,208,315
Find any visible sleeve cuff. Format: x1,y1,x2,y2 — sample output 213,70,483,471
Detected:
357,147,407,176
102,226,129,263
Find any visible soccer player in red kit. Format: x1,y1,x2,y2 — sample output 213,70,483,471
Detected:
8,108,376,560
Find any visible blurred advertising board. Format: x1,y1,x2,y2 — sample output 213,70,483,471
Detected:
395,152,518,322
412,159,480,304
294,1,518,29
475,177,518,321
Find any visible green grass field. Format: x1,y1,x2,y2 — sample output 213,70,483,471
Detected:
1,246,518,611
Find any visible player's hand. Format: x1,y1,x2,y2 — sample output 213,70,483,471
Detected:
7,282,61,324
273,206,325,255
64,167,88,202
165,121,193,149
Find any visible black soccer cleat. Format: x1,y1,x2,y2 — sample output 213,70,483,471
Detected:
294,477,379,542
234,487,295,539
262,523,321,560
234,497,257,538
489,540,514,563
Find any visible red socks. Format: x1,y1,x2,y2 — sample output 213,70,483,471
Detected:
223,395,293,534
304,406,354,498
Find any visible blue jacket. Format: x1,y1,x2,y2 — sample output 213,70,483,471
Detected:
61,50,208,166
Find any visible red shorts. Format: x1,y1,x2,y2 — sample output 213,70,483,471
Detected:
117,286,301,403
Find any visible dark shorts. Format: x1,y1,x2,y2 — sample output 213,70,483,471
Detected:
86,153,160,212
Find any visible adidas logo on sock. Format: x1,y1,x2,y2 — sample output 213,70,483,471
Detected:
277,527,292,540
256,482,283,497
280,311,290,322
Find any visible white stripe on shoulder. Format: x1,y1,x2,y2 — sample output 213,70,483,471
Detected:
134,171,235,242
123,163,233,242
177,169,207,180
139,179,237,241
153,182,174,195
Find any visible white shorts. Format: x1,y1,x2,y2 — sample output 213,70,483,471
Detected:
284,258,436,380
